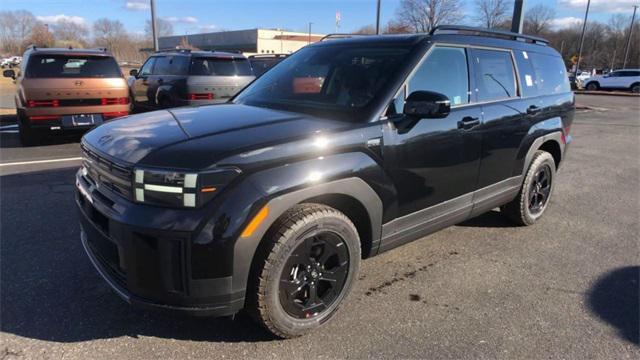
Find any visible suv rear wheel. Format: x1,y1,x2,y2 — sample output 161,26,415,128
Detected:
17,110,41,146
248,203,360,338
631,83,640,94
501,151,556,226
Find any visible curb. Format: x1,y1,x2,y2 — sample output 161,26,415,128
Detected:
575,91,639,97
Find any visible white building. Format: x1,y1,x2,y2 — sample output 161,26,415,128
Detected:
158,29,325,56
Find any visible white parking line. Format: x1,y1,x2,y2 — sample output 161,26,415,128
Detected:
0,157,82,167
0,124,17,129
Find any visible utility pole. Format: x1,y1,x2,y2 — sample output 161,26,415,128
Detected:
375,0,381,35
150,0,159,51
574,0,591,85
622,5,638,69
611,49,616,71
308,22,313,44
511,0,525,33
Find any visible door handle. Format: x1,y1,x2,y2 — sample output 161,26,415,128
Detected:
527,105,542,115
457,116,480,130
157,78,164,84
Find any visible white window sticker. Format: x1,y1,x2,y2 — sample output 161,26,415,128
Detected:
453,96,462,105
525,74,533,87
522,51,529,59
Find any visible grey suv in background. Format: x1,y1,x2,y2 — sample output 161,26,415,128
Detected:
128,49,255,111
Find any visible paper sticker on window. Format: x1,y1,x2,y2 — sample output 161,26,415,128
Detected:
453,96,462,105
293,77,324,94
522,51,529,59
525,74,533,87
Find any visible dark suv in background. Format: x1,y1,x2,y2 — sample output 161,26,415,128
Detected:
128,50,255,111
77,26,574,338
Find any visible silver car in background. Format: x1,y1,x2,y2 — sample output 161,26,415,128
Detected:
128,49,255,111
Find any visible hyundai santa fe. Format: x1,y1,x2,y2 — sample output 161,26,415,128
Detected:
76,26,574,338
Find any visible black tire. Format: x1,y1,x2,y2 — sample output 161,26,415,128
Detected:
630,83,640,94
247,203,361,338
501,151,556,226
17,110,41,146
586,82,599,91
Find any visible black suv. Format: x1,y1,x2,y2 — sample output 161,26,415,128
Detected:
128,49,255,111
77,26,574,338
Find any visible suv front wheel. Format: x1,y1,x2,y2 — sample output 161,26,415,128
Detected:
501,151,556,226
248,203,361,338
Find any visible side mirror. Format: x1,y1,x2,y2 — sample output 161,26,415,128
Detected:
403,90,450,119
3,69,15,79
129,69,138,77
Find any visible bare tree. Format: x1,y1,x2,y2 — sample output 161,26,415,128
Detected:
27,23,55,48
52,19,89,47
93,18,127,51
145,18,173,38
474,0,511,28
0,10,38,54
395,0,464,33
524,4,555,35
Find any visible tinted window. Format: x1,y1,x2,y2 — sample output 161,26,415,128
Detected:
473,49,517,102
620,71,640,77
139,57,155,76
170,56,190,75
25,55,121,78
190,57,253,76
409,47,469,106
234,45,410,122
529,53,571,95
514,50,538,97
153,56,171,75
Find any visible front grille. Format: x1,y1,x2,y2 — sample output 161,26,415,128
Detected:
81,143,133,201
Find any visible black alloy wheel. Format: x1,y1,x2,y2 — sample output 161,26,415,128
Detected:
278,231,349,319
528,164,552,215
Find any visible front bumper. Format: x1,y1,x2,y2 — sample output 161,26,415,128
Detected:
76,170,247,317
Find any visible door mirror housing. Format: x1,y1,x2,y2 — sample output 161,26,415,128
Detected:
403,90,451,119
129,69,139,77
3,69,15,79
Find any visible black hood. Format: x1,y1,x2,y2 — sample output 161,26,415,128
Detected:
83,104,348,168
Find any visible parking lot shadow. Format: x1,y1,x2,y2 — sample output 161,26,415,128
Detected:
588,266,639,345
458,210,515,228
0,167,275,343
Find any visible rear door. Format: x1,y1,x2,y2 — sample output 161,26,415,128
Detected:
133,57,156,109
187,56,255,103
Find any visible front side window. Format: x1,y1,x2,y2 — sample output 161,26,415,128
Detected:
474,49,517,102
25,55,121,78
529,53,571,95
234,45,411,122
139,57,156,76
408,47,470,106
190,57,253,76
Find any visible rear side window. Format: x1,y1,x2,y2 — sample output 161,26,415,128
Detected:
25,55,121,78
190,57,253,76
529,53,571,95
473,49,517,102
514,51,538,97
409,47,470,106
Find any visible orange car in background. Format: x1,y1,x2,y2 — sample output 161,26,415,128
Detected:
3,46,130,146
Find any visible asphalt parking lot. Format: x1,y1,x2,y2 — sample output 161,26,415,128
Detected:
0,94,638,359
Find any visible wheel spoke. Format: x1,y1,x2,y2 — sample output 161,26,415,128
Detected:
280,279,305,297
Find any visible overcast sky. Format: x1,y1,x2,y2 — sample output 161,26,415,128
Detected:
1,0,639,35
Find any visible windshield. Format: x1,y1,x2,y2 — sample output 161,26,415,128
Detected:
25,55,121,78
233,45,410,121
190,57,253,76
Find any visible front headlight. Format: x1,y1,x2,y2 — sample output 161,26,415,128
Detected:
132,167,240,208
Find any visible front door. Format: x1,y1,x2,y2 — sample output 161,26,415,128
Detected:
133,57,157,110
382,46,482,224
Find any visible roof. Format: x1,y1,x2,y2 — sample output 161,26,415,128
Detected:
153,49,247,59
26,47,112,56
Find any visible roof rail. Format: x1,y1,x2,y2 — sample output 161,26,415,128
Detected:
157,48,192,53
248,53,288,58
430,25,549,45
320,33,371,41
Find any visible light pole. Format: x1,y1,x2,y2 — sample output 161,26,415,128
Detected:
308,22,313,44
150,0,159,51
574,0,591,86
622,5,638,69
511,0,525,33
375,0,381,35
